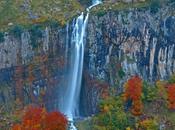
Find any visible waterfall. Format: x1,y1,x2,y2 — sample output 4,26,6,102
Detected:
59,0,102,129
63,12,89,120
92,0,101,5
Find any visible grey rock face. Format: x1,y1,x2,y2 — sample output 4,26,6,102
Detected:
0,26,68,111
0,5,175,116
81,6,175,115
86,8,175,82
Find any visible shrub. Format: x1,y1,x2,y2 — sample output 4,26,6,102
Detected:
139,118,159,130
142,81,158,102
168,74,175,84
30,25,43,48
9,25,23,39
156,80,167,99
92,96,131,130
167,84,175,110
12,105,68,130
44,111,68,130
49,20,59,29
124,76,143,116
118,68,125,79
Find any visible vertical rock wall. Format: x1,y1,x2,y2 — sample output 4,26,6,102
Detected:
81,6,175,115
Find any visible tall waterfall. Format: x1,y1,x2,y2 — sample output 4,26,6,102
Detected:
59,0,101,129
63,12,89,120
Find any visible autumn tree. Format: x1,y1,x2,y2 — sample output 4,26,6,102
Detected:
12,105,68,130
139,118,159,130
44,111,68,130
167,84,175,110
124,76,143,116
92,96,129,130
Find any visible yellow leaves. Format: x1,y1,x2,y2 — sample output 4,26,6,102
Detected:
135,123,139,129
139,118,158,130
126,127,131,130
103,105,110,113
140,119,150,127
34,124,41,128
122,93,127,102
156,80,167,99
131,100,143,116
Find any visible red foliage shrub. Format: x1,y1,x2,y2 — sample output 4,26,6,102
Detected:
167,84,175,110
124,76,143,116
12,124,21,130
12,106,68,130
131,99,143,116
44,112,67,130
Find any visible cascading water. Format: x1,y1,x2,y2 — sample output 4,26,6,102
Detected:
64,12,89,120
92,0,101,5
59,0,101,129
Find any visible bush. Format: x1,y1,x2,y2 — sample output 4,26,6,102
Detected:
12,105,68,130
9,25,23,39
124,76,143,116
142,81,158,102
167,84,175,110
118,68,125,79
168,74,175,84
30,25,43,48
49,20,59,29
92,96,131,130
139,118,159,130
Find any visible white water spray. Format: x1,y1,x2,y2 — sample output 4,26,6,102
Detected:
64,12,89,120
92,0,101,5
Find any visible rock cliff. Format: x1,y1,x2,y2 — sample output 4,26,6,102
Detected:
81,4,175,115
0,1,175,117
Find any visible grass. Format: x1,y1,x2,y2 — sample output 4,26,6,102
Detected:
76,99,175,130
0,0,173,31
144,100,175,129
90,0,154,17
90,0,175,17
76,118,93,130
0,0,83,31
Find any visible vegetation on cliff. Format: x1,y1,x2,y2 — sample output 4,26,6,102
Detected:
0,0,175,31
0,0,83,30
12,105,67,130
91,0,175,16
77,75,175,130
0,0,175,130
0,104,68,130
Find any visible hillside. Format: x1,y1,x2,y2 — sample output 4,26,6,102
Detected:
0,0,83,30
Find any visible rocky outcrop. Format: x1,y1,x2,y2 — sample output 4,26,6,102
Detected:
81,5,175,115
0,25,69,111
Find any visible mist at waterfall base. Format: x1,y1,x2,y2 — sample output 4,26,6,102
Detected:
55,0,101,129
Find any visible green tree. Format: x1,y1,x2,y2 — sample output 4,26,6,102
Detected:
92,96,131,130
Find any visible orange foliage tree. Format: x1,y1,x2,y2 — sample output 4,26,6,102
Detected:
12,106,68,130
167,84,175,110
124,76,143,116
